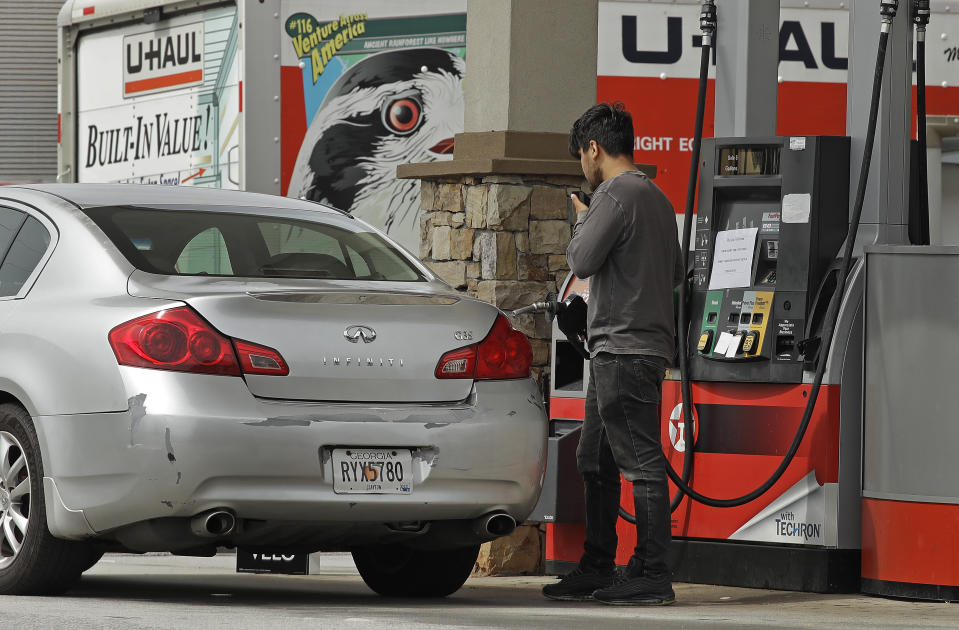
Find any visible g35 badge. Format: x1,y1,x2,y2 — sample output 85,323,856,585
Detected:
454,330,473,341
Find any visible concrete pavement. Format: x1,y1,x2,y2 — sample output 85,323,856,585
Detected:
0,553,953,629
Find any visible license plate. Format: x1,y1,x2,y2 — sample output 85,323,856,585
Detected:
332,448,412,494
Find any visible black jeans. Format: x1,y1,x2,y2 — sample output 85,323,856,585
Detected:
575,352,671,579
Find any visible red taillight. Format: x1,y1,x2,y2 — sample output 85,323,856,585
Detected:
109,307,289,377
435,346,476,379
476,315,533,379
435,314,532,380
233,339,289,375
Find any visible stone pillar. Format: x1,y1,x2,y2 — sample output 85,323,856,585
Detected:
418,171,586,393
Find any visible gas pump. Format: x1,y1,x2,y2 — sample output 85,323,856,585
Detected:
538,136,860,593
659,135,860,591
526,0,933,595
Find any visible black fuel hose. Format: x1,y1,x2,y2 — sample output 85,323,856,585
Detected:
619,2,714,524
622,0,900,512
668,11,713,513
915,0,930,244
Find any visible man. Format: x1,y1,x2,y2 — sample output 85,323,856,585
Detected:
542,102,684,606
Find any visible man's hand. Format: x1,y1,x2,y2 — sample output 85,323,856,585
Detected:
570,193,589,216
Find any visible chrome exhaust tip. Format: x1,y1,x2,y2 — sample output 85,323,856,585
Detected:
472,512,517,539
190,509,236,537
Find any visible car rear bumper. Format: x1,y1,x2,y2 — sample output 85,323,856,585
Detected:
35,368,547,546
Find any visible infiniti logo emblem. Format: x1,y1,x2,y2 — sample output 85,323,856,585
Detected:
344,325,377,343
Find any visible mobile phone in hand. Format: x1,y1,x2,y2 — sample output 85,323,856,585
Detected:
568,191,591,223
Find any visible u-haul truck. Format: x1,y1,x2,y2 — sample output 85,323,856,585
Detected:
57,0,467,251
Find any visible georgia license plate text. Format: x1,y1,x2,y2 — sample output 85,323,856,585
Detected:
332,448,412,494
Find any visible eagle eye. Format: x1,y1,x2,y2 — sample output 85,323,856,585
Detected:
381,92,423,135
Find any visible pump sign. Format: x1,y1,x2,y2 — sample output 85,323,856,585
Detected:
597,1,959,218
122,22,204,97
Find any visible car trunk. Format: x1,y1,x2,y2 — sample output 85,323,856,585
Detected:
127,274,497,402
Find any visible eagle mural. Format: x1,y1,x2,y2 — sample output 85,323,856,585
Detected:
289,48,465,251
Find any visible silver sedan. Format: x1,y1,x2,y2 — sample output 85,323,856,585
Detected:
0,184,546,597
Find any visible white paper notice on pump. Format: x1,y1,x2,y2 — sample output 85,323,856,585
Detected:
708,227,759,290
714,332,734,355
782,193,811,223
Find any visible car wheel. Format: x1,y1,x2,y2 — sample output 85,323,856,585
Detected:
352,543,480,598
0,403,95,595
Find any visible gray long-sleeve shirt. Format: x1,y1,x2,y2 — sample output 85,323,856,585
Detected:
566,170,685,360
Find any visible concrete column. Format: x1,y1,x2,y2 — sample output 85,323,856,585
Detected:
464,0,597,134
847,0,913,247
714,0,779,138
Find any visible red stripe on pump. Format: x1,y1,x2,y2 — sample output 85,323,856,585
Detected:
862,498,959,586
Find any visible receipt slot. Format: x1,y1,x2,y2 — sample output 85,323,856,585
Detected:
689,136,850,383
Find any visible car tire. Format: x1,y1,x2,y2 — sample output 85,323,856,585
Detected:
0,403,96,595
352,543,480,598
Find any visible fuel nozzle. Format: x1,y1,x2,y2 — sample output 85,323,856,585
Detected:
881,0,900,30
510,292,561,319
700,0,717,46
914,0,931,39
511,292,590,359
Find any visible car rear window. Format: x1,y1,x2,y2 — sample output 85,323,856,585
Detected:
82,205,425,281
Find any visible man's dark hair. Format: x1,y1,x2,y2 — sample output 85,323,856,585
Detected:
568,102,635,159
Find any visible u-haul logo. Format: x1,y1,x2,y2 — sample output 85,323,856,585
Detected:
123,23,204,97
598,4,851,83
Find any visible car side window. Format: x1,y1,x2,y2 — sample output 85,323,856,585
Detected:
176,227,233,275
0,208,25,258
0,216,51,297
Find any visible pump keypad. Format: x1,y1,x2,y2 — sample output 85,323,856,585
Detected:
695,290,773,361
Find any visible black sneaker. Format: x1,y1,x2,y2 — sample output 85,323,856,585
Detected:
592,574,676,606
542,565,616,602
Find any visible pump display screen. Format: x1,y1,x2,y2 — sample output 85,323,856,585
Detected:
718,146,781,176
722,200,774,230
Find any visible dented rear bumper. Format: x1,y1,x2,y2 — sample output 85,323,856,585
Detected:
35,367,547,542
